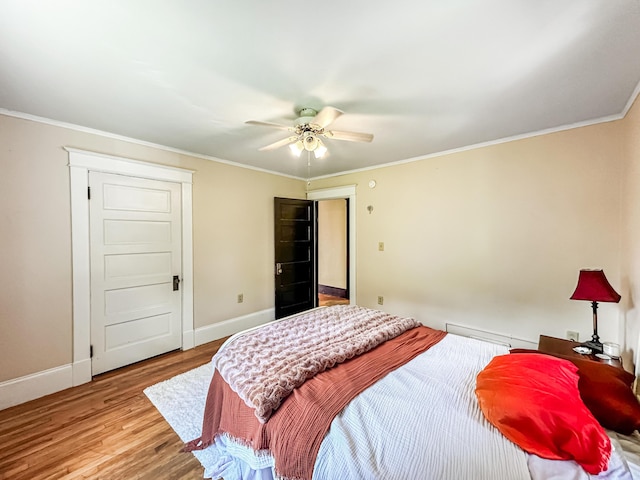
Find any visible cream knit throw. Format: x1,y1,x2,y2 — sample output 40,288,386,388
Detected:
214,305,420,423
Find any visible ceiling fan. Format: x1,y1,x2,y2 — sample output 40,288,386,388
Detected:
246,106,374,158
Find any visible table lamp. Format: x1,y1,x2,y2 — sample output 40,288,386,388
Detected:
569,269,620,353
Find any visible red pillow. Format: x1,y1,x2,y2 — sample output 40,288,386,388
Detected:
476,353,611,474
510,348,640,434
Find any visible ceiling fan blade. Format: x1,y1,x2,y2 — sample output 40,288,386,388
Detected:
258,136,299,151
246,120,293,131
311,106,344,128
324,130,374,143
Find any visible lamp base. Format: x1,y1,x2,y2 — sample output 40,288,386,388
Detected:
580,340,603,353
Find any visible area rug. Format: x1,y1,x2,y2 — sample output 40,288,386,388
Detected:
143,363,217,470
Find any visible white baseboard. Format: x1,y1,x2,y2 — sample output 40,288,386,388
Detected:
195,308,275,346
0,364,73,411
182,329,195,350
0,309,275,411
72,358,92,387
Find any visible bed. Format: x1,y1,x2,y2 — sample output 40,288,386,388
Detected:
185,305,640,480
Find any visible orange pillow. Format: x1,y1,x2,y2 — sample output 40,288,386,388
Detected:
510,348,640,434
476,353,611,474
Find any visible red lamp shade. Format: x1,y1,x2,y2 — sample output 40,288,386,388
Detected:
570,270,621,303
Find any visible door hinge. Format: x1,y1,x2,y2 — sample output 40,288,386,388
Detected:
87,186,91,200
90,345,93,358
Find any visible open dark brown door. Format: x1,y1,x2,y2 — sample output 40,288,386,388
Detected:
274,197,316,319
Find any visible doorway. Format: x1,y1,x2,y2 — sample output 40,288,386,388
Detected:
274,184,357,317
310,184,357,307
68,148,194,386
317,198,349,307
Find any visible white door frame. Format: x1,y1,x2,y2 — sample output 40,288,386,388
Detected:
67,148,194,386
307,185,356,304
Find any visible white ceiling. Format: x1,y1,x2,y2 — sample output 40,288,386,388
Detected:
1,1,640,179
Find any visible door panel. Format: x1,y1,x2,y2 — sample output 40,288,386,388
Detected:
90,172,182,375
105,283,171,313
103,219,172,245
102,183,172,212
279,244,312,263
278,262,312,286
104,252,172,280
279,283,314,307
105,314,172,349
280,222,312,241
104,283,173,321
274,198,316,319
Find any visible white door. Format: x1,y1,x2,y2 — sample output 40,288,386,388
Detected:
89,172,182,375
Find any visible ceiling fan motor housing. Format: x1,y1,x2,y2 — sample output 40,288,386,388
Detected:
297,107,317,117
294,115,317,127
294,107,320,129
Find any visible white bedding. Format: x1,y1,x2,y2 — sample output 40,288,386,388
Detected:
201,333,633,480
610,431,640,479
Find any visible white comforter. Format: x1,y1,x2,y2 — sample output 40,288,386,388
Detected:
202,334,633,480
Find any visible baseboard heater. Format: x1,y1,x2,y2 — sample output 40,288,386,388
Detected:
445,323,538,349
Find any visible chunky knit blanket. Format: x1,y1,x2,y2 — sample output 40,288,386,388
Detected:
214,305,420,423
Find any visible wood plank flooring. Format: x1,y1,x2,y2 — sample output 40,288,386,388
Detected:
318,294,350,307
0,338,228,480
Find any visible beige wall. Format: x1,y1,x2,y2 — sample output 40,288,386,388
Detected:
0,114,305,382
318,199,347,290
310,116,627,351
2,96,639,385
622,95,640,367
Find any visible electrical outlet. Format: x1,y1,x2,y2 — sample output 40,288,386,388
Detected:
566,330,579,341
378,242,384,251
237,293,244,303
377,296,384,305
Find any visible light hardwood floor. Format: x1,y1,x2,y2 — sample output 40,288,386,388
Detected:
318,294,349,307
0,338,228,480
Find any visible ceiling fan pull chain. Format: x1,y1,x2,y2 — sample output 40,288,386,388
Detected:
307,150,311,186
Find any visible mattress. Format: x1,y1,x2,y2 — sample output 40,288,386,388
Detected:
196,330,634,479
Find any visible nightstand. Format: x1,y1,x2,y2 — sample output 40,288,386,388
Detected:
538,335,623,370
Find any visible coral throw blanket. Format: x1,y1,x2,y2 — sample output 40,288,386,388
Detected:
186,308,446,480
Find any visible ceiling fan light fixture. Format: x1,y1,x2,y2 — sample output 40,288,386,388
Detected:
289,140,304,157
303,132,319,151
314,140,327,159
